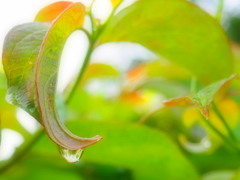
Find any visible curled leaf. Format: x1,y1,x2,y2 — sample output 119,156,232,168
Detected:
2,2,102,150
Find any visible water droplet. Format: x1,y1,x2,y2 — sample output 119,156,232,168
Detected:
179,135,212,153
59,146,84,163
179,124,212,153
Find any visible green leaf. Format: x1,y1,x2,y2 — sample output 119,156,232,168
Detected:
191,74,237,109
164,74,237,118
111,0,122,8
231,169,240,180
31,120,199,179
1,154,85,180
67,120,200,180
2,2,102,150
0,72,29,136
82,63,119,84
202,170,234,180
138,78,189,98
100,0,233,83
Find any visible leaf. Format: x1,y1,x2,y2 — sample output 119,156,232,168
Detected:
35,1,73,22
82,63,119,84
70,121,199,180
232,169,240,180
164,74,237,119
138,78,189,98
111,0,122,8
1,154,85,180
33,120,200,180
146,60,191,80
1,154,133,180
2,2,102,150
100,0,233,83
202,170,234,180
0,72,29,136
182,98,239,149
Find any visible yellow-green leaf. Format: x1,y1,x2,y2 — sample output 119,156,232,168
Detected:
100,0,233,84
111,0,122,8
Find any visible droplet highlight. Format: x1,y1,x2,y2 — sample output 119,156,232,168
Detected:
59,146,84,163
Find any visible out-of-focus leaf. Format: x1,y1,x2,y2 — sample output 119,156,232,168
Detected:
1,154,84,180
123,63,189,98
100,0,233,83
35,1,73,22
1,151,133,180
164,74,237,119
231,43,240,82
202,170,234,180
30,120,199,179
2,2,101,150
78,162,133,180
146,60,191,80
67,120,199,180
226,15,240,43
138,78,189,98
67,89,139,123
125,60,190,83
189,147,240,173
82,63,119,84
231,169,240,180
111,0,122,8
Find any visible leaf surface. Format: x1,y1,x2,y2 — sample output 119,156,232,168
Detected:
32,120,199,180
69,120,200,180
2,2,102,150
100,0,233,83
164,74,237,119
111,0,122,7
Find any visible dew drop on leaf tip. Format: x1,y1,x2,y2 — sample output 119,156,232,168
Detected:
59,146,84,163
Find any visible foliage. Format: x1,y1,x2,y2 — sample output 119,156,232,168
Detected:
1,0,240,179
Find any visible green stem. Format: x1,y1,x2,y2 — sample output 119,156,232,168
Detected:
65,40,95,104
79,28,92,41
65,1,123,104
200,114,240,153
94,0,123,40
190,76,197,93
0,129,45,173
212,102,238,142
138,107,163,124
216,0,224,21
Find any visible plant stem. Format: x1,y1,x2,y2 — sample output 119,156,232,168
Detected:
200,114,240,153
138,107,163,124
212,102,238,142
65,1,123,104
190,76,197,93
65,41,95,104
0,129,45,173
216,0,224,21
